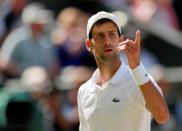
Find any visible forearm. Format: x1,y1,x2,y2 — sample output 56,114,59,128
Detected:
140,80,170,124
131,63,170,124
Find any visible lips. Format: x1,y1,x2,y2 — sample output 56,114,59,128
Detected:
104,48,113,52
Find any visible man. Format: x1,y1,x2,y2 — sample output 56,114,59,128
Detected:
0,3,59,79
77,11,169,131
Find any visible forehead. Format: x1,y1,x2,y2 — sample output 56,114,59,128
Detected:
92,22,118,34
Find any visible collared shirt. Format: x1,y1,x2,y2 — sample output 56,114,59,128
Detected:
77,62,153,131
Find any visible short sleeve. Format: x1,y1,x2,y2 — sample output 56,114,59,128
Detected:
77,87,90,131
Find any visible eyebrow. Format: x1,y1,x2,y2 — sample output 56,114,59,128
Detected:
93,30,118,35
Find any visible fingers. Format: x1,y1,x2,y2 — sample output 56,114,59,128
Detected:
117,44,126,51
117,39,136,52
117,39,129,51
134,30,141,47
117,30,141,52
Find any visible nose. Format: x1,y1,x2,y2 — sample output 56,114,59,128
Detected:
104,35,111,46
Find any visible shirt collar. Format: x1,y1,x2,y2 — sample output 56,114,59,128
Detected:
90,68,100,84
90,62,128,84
109,62,128,84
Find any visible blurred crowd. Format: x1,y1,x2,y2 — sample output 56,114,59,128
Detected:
0,0,182,131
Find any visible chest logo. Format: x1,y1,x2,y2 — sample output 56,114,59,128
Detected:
112,97,120,102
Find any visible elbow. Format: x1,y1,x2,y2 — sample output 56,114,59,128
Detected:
155,110,170,124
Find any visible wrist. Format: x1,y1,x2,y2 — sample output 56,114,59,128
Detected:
129,62,140,69
131,62,150,86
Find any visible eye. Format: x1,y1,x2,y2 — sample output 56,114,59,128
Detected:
109,32,117,38
110,33,115,37
97,33,105,39
93,34,105,42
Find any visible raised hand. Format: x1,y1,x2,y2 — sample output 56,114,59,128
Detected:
117,30,141,69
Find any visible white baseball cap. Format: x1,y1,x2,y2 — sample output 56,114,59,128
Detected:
21,2,52,25
87,11,121,38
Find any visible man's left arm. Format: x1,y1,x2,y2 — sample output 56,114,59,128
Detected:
139,75,169,124
117,30,170,124
131,62,170,124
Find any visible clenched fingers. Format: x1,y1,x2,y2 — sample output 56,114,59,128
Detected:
117,39,136,52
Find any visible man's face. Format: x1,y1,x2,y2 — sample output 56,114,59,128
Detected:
30,23,45,36
90,22,121,61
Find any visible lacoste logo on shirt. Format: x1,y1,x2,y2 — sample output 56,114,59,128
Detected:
112,97,120,102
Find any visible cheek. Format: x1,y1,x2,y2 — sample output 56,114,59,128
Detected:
92,41,105,55
92,46,99,56
113,39,121,46
94,44,102,51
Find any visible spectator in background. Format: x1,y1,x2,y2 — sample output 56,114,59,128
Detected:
131,0,180,30
51,66,93,131
0,2,59,80
51,7,97,69
173,0,182,30
4,0,27,32
20,66,53,131
99,0,131,10
0,0,7,46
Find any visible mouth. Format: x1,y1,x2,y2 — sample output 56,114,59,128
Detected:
104,48,113,52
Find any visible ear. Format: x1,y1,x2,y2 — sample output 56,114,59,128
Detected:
85,39,93,52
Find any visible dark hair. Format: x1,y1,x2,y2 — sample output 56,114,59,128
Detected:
89,18,121,39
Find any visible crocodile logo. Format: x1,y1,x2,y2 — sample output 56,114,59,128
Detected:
112,97,120,102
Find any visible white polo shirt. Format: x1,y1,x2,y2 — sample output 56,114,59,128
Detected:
78,63,155,131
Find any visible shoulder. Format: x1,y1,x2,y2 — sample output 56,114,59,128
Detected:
11,39,28,52
78,79,91,99
78,80,90,93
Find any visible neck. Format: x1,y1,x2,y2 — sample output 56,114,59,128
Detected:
97,57,121,85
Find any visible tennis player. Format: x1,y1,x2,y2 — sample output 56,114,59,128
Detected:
77,11,169,131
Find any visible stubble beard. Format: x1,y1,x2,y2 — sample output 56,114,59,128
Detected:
96,51,118,65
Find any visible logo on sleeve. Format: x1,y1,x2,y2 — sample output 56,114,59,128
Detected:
112,97,120,102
